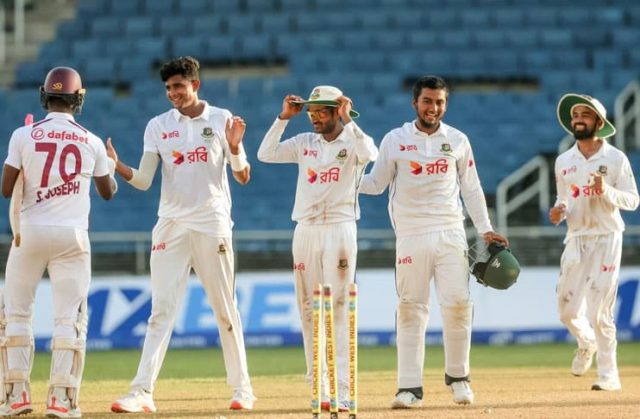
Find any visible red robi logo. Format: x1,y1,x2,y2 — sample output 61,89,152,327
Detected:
172,150,184,165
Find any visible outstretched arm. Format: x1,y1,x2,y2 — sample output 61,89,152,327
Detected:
107,138,159,191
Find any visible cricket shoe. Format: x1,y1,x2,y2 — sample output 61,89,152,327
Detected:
591,376,622,391
449,381,474,405
0,389,32,416
571,345,596,376
229,390,256,410
45,392,81,418
111,388,156,413
390,391,423,409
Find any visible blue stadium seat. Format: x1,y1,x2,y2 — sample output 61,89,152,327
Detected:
141,0,175,16
117,57,153,81
158,16,191,37
372,31,406,51
134,37,167,62
279,0,311,11
76,0,108,19
348,51,387,73
592,50,623,70
83,57,117,85
438,31,472,49
504,29,537,48
358,10,388,30
110,0,141,16
407,30,438,50
176,0,211,14
260,13,293,34
265,77,303,96
341,31,372,50
483,50,519,77
303,33,339,50
524,8,558,27
460,9,491,26
493,8,525,27
14,62,48,87
91,16,122,38
628,49,640,68
193,14,223,35
273,35,305,57
172,35,205,60
104,38,133,59
425,10,457,27
557,8,592,26
387,10,423,29
608,70,638,92
421,51,453,75
125,17,155,38
72,39,102,60
245,0,277,12
56,20,87,40
369,73,400,93
212,0,240,13
39,41,70,62
595,7,624,25
539,29,573,48
387,51,421,73
204,35,238,62
237,35,273,61
474,30,505,48
225,15,258,35
540,71,573,91
612,28,640,48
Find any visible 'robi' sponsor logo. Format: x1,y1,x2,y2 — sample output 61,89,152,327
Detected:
31,128,45,140
162,131,180,140
47,130,89,144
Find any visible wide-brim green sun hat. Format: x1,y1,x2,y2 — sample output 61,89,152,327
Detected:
291,85,360,118
556,93,616,139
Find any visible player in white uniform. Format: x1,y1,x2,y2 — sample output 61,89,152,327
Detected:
257,86,377,411
107,57,255,413
549,94,638,391
1,66,116,418
360,76,508,408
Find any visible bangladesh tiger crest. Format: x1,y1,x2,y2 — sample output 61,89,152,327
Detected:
336,148,347,160
201,127,214,139
598,165,608,176
217,244,226,254
338,259,349,270
440,143,451,153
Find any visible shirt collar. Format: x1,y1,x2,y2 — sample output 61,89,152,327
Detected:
312,127,347,144
569,138,609,159
411,119,447,138
46,112,75,121
170,101,211,122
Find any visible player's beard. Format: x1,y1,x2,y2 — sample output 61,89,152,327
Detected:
417,116,439,131
572,123,596,140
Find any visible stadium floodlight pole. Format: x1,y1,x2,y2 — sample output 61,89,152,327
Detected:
9,113,32,247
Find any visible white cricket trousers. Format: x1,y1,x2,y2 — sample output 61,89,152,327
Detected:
395,228,472,389
557,232,622,379
130,218,252,394
292,221,357,392
4,225,90,387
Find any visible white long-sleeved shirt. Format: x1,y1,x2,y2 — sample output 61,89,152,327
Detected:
554,140,639,239
360,120,492,237
257,118,378,225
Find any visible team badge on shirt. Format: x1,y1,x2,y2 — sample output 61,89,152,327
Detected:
338,259,349,270
336,148,347,160
440,143,451,152
598,165,608,176
201,127,215,140
217,244,226,254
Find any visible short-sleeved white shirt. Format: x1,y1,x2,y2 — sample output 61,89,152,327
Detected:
4,112,109,230
143,102,242,236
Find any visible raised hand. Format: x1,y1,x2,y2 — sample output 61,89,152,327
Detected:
106,137,119,163
279,94,304,120
225,116,246,152
335,95,353,123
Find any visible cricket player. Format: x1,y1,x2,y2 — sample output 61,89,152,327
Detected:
549,94,638,391
360,76,508,408
257,86,377,411
1,66,116,418
108,56,255,412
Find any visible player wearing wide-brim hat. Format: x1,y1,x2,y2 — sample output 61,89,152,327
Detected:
556,93,616,139
549,92,638,392
291,85,360,118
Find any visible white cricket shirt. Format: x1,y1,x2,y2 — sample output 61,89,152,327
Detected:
360,120,493,237
144,102,245,236
258,118,378,225
554,140,639,239
4,112,109,230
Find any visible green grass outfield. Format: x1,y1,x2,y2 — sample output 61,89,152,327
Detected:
30,341,640,381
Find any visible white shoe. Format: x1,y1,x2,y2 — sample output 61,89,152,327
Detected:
111,388,156,413
390,391,422,409
572,346,596,376
449,381,474,405
229,389,256,410
591,376,622,391
45,391,81,418
338,383,350,412
0,388,32,416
